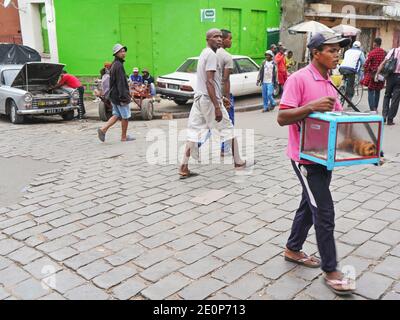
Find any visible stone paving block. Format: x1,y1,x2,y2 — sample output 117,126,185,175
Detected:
65,284,109,300
167,210,202,225
11,278,51,300
352,240,391,260
136,212,171,226
0,238,24,255
339,229,374,246
162,194,192,207
338,256,371,278
196,211,230,225
255,208,288,223
222,211,255,225
335,217,360,233
208,293,235,300
0,256,12,271
48,213,85,228
344,209,375,221
8,246,43,265
112,278,147,300
212,259,256,283
256,255,296,280
243,243,282,265
169,221,206,237
222,201,251,214
167,233,206,251
137,221,175,238
77,259,112,280
93,265,137,290
105,245,146,267
180,256,225,280
336,241,356,260
389,220,400,231
48,247,79,261
178,277,226,300
356,272,394,300
213,241,254,262
360,200,389,212
223,274,268,299
265,274,309,300
175,243,215,264
133,247,174,269
105,213,140,227
301,276,336,300
372,229,400,246
139,203,174,216
390,245,400,258
140,258,184,282
356,218,389,233
266,218,293,233
335,200,361,212
107,221,143,238
81,203,115,217
140,231,180,249
64,250,109,270
196,221,233,238
232,219,266,235
0,287,10,299
23,257,62,280
0,215,30,230
382,292,400,300
42,223,82,241
242,228,279,246
373,256,400,280
142,273,191,300
205,231,243,249
0,265,30,287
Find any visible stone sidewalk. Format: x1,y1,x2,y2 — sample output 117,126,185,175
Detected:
0,116,399,300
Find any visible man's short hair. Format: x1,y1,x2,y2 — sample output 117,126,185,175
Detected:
374,38,382,46
206,28,221,39
221,29,231,39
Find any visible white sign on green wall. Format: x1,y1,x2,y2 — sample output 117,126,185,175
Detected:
201,9,216,22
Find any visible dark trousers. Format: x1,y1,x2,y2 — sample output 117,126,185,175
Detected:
286,161,337,273
382,73,400,122
368,89,381,111
77,86,86,118
341,70,356,101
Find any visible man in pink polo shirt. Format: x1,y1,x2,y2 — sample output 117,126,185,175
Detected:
277,32,355,296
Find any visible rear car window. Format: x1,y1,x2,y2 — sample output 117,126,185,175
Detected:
176,59,198,73
235,58,259,73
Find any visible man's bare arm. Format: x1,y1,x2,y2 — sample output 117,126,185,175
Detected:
206,70,220,109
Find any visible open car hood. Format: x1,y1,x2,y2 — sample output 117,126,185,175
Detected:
11,62,65,88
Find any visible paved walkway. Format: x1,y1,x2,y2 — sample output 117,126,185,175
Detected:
0,109,399,300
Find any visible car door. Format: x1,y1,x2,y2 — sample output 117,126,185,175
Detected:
0,71,6,113
235,58,261,95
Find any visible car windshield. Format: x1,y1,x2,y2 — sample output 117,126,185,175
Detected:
2,69,20,86
176,59,198,73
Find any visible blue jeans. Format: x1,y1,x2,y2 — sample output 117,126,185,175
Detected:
368,89,381,111
221,94,235,153
262,83,276,111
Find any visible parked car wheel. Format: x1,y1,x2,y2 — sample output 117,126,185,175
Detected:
61,110,75,121
99,101,112,122
9,101,24,124
174,99,188,105
141,99,154,121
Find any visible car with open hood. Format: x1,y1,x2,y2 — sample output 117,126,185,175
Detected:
0,44,79,124
156,55,262,105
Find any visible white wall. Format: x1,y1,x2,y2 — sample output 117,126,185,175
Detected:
17,0,59,62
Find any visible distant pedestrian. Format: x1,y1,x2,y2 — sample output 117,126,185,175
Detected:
53,70,86,119
286,51,296,75
97,44,135,142
376,44,400,125
361,38,386,112
142,68,156,97
178,29,253,178
129,67,143,84
217,29,235,156
257,50,277,112
275,46,288,95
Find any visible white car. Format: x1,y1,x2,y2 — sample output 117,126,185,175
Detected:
156,55,262,105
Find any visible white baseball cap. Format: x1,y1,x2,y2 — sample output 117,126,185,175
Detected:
133,67,139,72
353,41,361,48
265,50,274,57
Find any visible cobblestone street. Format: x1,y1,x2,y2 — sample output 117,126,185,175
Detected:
0,110,400,300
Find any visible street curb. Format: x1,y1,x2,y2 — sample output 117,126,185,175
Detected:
86,103,263,121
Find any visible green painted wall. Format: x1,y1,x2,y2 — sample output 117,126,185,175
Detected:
54,0,281,77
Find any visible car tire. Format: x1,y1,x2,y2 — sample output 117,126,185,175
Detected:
141,99,154,121
99,101,112,122
174,99,188,105
61,110,75,121
9,101,24,124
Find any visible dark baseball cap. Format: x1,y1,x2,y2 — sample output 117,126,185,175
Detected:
307,32,351,49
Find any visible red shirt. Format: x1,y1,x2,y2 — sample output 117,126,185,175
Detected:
58,74,81,89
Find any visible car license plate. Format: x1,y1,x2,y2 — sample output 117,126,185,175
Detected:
45,108,62,114
168,84,180,90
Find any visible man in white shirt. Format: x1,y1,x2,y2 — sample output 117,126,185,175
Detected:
339,41,365,102
179,29,252,178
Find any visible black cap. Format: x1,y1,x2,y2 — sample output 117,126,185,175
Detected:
307,32,351,49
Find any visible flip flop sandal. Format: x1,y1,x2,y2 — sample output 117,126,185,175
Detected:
235,159,256,170
97,128,106,142
284,254,321,268
179,171,199,179
323,277,355,296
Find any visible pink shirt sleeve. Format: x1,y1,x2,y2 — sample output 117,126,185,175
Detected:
279,75,301,108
